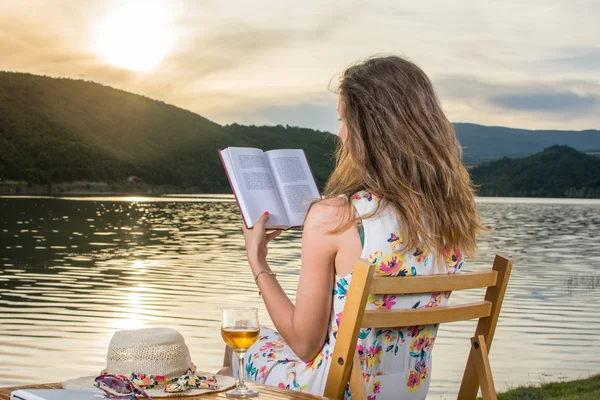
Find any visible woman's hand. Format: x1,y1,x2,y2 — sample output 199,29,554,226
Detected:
242,211,282,271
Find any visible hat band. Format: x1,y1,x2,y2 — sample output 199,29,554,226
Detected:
101,364,218,393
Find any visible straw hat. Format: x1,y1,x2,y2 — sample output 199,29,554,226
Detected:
63,327,236,397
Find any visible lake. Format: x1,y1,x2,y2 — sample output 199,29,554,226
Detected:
1,195,599,398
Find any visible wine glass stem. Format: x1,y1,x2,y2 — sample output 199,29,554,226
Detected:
237,350,247,388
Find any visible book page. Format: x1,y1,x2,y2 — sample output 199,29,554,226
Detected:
224,147,289,229
265,149,321,227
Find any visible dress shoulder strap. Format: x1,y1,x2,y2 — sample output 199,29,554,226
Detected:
349,190,382,218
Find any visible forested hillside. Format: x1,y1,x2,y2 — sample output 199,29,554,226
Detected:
470,146,600,198
0,72,337,191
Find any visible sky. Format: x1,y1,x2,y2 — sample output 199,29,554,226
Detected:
1,0,599,133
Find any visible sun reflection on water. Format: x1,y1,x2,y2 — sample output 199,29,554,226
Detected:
111,290,147,331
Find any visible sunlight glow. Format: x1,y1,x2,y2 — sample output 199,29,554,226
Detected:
123,197,151,202
95,1,171,71
111,291,145,331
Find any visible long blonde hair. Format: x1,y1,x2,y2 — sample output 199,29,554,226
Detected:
324,55,484,259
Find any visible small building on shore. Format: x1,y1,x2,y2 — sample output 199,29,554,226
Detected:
126,176,144,184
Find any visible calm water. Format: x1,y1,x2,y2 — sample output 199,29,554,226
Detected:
1,195,599,398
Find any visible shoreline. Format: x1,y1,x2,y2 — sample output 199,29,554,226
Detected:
0,182,216,197
493,374,600,399
2,193,600,205
2,181,600,201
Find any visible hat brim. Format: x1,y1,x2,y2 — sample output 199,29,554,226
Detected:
63,373,237,397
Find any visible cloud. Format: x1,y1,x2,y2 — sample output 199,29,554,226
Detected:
490,92,599,113
435,75,600,114
164,2,356,77
1,0,600,131
200,73,600,132
429,74,600,129
551,48,600,70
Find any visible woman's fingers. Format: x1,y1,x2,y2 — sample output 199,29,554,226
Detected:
253,212,270,232
265,230,283,243
242,212,270,234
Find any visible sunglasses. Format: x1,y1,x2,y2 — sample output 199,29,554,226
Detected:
94,374,153,400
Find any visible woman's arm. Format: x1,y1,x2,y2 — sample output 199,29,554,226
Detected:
243,199,343,362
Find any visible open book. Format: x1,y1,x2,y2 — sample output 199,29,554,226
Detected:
219,147,321,229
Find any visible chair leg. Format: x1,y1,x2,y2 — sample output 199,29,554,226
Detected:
470,335,497,400
349,352,367,400
457,335,497,400
458,256,512,400
457,342,478,400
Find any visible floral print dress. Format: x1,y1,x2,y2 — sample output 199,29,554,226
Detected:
239,191,464,399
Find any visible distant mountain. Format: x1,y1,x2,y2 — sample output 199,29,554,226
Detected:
0,72,337,192
470,146,600,198
454,123,600,164
1,71,599,194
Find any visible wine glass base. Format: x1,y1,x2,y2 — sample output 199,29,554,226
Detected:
225,387,259,397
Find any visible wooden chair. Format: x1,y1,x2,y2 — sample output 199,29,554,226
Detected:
323,255,513,400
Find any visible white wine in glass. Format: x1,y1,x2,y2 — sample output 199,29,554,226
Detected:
221,307,260,398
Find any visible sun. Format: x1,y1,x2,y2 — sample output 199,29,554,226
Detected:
95,1,171,72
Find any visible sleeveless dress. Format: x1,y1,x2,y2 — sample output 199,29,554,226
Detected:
239,191,464,399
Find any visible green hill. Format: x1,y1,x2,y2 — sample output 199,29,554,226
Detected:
454,123,600,163
2,71,600,196
470,146,600,198
0,72,337,192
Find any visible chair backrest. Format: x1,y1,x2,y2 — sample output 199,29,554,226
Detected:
323,255,513,400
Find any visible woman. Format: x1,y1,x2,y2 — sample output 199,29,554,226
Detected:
222,55,484,399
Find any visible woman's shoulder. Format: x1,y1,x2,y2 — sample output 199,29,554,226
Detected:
304,190,384,229
305,197,351,232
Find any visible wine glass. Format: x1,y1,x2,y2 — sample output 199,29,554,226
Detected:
221,307,260,397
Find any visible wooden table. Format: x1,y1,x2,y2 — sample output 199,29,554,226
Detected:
0,383,328,400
